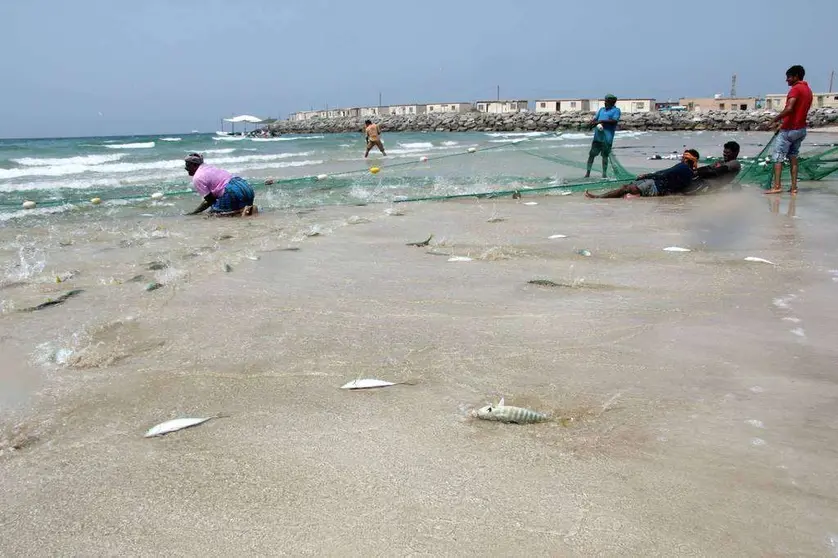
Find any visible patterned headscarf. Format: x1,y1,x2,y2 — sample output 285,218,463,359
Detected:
184,153,204,166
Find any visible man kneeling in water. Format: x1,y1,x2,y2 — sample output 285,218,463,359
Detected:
184,153,257,217
585,150,699,198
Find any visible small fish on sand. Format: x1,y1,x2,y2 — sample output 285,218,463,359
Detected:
246,255,260,261
406,234,433,247
145,282,163,292
19,289,84,312
663,246,691,252
470,398,550,425
146,261,169,271
487,217,506,223
528,279,561,287
523,201,539,206
280,247,301,252
340,378,415,390
576,249,592,257
448,256,473,262
144,416,220,438
744,256,776,265
548,234,567,239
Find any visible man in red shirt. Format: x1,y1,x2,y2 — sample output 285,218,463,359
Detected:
766,65,813,195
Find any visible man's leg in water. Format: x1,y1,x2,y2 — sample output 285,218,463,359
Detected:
601,145,611,178
375,140,386,156
585,142,602,178
364,142,372,158
585,184,641,198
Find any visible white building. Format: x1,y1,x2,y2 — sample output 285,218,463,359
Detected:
325,107,360,118
534,99,597,113
765,92,838,111
388,104,426,116
476,100,528,113
589,98,655,114
425,102,472,114
289,110,322,121
359,106,388,117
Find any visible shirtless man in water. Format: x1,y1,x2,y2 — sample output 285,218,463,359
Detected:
363,119,386,158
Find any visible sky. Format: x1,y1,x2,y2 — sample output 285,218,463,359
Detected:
1,0,836,138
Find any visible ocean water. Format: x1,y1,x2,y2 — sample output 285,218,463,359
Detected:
0,129,689,221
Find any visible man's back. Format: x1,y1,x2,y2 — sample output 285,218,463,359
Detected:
783,81,813,130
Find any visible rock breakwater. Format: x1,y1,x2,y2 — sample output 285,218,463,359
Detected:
265,108,838,136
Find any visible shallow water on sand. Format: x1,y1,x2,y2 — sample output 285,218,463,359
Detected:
2,131,838,555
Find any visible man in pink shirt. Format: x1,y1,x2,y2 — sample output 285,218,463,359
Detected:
184,153,257,216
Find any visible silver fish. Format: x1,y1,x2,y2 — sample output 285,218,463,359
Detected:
144,417,215,438
471,398,549,425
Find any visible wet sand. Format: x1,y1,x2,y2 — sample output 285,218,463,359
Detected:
2,163,838,555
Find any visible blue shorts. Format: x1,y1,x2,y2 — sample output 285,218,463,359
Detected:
772,128,807,163
211,177,255,213
633,178,659,197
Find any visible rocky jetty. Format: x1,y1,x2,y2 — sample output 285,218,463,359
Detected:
264,108,838,135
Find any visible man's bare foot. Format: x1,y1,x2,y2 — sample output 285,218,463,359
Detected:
584,190,597,199
789,188,798,195
625,193,640,199
242,205,258,217
764,188,783,195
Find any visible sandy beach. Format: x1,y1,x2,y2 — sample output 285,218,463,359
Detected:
2,162,838,556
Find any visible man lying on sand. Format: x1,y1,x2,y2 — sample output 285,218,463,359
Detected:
184,153,257,217
685,141,741,195
585,150,699,199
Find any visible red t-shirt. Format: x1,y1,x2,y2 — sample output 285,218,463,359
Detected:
782,81,813,130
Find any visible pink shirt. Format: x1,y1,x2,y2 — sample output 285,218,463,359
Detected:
192,164,232,198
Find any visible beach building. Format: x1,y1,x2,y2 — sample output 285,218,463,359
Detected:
289,110,322,121
359,106,388,117
557,99,591,112
425,103,472,114
388,104,426,116
590,98,655,114
765,92,838,111
325,108,360,118
534,100,562,113
679,96,759,112
476,100,528,113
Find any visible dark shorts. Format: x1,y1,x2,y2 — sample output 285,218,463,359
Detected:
211,177,255,213
589,140,612,158
633,178,660,197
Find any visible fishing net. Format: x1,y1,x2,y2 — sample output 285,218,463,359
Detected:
731,133,838,189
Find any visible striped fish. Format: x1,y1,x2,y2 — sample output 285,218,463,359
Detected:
472,398,549,425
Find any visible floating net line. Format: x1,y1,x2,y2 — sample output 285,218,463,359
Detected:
4,133,836,210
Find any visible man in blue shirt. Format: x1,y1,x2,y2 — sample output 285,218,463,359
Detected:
584,150,699,198
584,94,621,178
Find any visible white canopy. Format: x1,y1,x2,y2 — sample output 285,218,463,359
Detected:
223,114,264,123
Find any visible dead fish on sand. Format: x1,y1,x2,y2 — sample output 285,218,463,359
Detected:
19,289,84,312
470,398,550,424
340,378,415,390
663,246,691,252
744,256,776,265
528,279,561,287
447,256,473,262
146,261,169,271
144,416,224,438
145,282,163,292
406,234,433,247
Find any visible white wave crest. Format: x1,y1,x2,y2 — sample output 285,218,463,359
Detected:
485,132,546,138
11,153,126,167
201,148,237,155
104,142,156,149
160,137,182,142
0,151,311,181
398,142,434,149
250,135,324,142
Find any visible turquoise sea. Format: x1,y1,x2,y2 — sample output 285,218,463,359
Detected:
1,129,831,222
0,129,693,220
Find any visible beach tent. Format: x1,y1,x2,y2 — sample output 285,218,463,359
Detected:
220,114,265,134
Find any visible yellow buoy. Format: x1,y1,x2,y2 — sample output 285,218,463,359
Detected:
91,197,102,205
370,167,380,174
22,200,36,210
419,156,429,162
